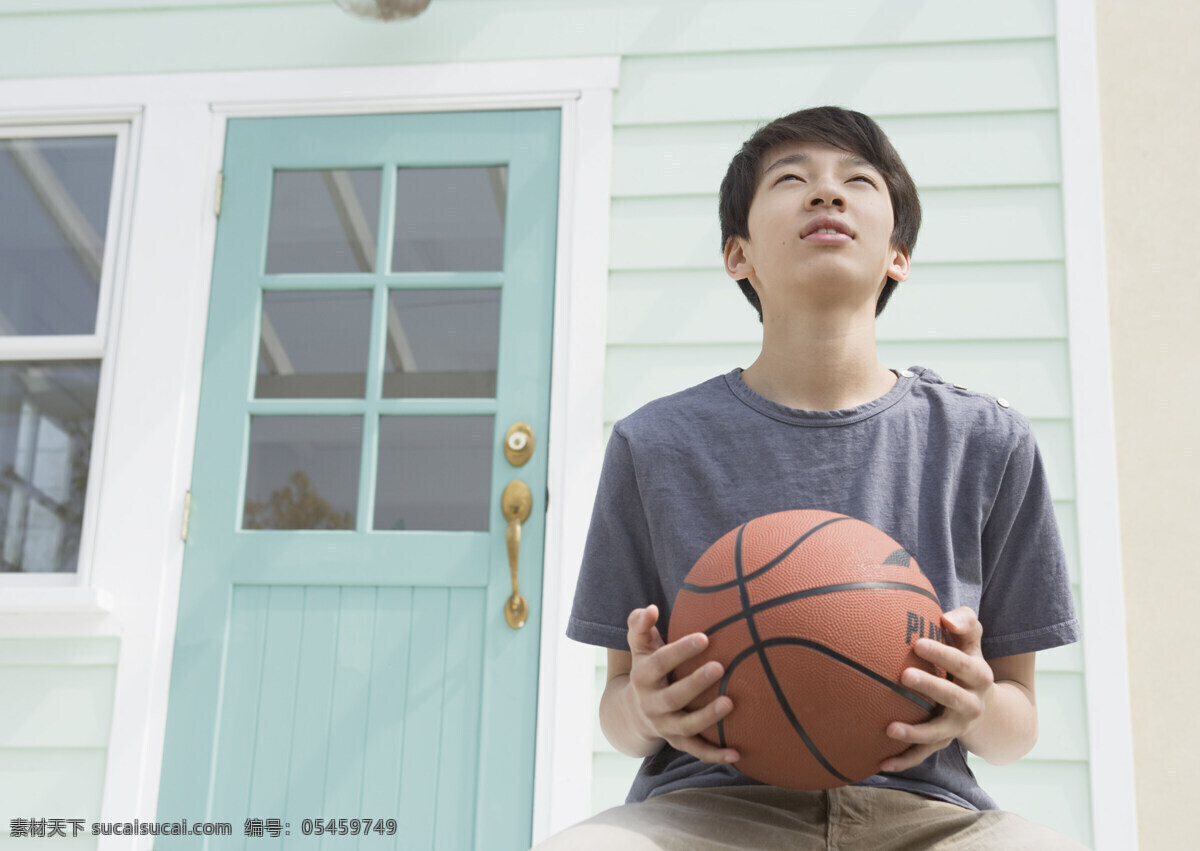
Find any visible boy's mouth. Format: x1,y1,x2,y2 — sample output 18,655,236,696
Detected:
801,217,854,242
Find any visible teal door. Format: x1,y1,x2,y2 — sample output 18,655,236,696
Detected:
157,110,559,850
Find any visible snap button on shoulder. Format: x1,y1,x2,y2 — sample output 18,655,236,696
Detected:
899,369,915,378
953,383,968,390
996,398,1010,408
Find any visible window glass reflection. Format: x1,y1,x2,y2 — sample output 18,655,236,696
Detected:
374,416,493,531
0,136,116,336
256,291,372,399
266,169,382,274
383,289,501,398
392,166,506,273
0,362,99,572
243,416,362,530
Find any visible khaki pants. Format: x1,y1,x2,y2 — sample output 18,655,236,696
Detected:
534,786,1088,850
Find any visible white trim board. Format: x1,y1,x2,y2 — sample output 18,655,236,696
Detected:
534,85,615,841
0,58,617,851
1056,2,1139,849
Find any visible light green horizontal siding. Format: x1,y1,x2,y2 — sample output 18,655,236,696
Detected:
615,41,1058,126
970,760,1094,847
613,112,1062,198
0,639,118,850
609,264,1068,344
0,638,119,667
0,750,107,850
611,187,1064,271
0,667,116,748
0,0,1055,79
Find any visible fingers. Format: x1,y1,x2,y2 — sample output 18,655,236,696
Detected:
886,710,968,749
911,639,994,691
879,610,992,774
941,606,983,657
623,605,739,764
634,651,740,765
879,742,939,774
881,713,961,772
659,698,740,764
668,731,740,765
630,633,714,689
660,691,734,739
642,658,725,716
904,667,986,717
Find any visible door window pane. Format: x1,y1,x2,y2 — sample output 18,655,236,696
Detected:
256,291,372,399
382,289,501,398
374,416,493,531
266,169,381,274
0,136,116,336
0,362,99,573
243,416,362,530
392,166,506,272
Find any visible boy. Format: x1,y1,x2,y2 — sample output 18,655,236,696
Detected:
540,107,1083,849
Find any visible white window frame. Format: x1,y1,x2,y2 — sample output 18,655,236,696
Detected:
0,119,134,604
0,58,616,849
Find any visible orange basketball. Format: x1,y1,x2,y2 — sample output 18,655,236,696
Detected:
668,509,947,789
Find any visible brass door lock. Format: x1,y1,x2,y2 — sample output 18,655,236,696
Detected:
504,422,535,467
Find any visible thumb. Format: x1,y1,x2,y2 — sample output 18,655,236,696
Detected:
627,605,663,656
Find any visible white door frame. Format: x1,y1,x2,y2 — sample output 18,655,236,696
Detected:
0,57,616,848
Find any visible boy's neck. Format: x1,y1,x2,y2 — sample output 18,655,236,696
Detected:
739,303,897,412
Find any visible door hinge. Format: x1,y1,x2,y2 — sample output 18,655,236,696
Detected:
181,490,192,542
214,171,224,217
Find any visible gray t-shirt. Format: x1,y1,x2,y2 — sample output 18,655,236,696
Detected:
567,366,1080,811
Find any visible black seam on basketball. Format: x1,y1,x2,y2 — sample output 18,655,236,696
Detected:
702,581,941,637
718,637,936,739
680,516,849,593
765,637,934,713
717,643,854,784
733,525,854,785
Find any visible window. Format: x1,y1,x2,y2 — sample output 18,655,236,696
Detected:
0,126,128,579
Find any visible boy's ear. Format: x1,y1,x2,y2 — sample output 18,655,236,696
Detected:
724,236,754,281
887,243,911,284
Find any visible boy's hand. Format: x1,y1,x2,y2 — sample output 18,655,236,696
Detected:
624,605,741,765
879,606,994,773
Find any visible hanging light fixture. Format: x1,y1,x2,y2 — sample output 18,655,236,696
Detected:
334,0,432,21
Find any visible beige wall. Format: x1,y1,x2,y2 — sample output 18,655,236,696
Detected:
1095,2,1200,847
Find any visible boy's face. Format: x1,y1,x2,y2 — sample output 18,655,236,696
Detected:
724,142,910,317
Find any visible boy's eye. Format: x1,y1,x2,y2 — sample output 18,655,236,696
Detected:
850,175,877,185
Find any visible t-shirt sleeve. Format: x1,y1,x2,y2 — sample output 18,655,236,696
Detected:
978,420,1081,658
566,425,668,651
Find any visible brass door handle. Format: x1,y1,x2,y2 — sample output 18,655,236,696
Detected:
501,480,532,629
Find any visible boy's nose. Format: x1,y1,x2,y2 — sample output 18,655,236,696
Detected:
806,179,845,209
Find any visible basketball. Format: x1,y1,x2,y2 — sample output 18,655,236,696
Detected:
668,509,947,789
